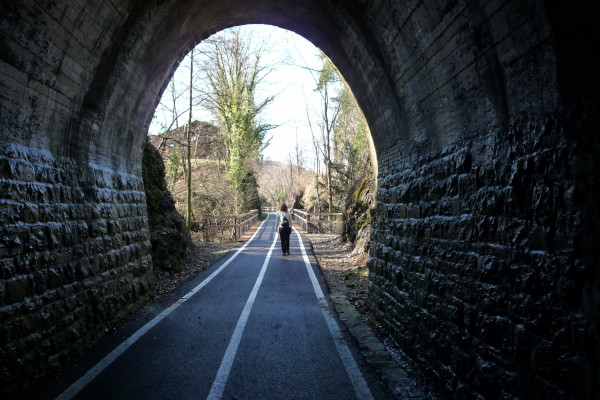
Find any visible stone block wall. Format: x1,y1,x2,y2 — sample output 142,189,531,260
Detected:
0,1,156,394
0,144,154,395
369,106,599,398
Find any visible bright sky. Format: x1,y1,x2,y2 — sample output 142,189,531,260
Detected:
148,24,325,167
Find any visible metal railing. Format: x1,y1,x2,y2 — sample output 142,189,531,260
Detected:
193,209,258,242
292,209,343,234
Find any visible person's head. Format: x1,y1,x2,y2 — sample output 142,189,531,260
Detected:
280,203,288,212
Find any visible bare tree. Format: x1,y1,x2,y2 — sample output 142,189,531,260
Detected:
307,107,322,212
287,150,294,186
154,53,206,151
156,80,186,150
331,83,372,206
294,129,304,177
315,56,342,212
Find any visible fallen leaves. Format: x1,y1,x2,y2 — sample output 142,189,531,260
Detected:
308,234,369,313
154,240,237,297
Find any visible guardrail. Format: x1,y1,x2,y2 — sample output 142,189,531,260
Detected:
292,209,343,234
193,209,258,242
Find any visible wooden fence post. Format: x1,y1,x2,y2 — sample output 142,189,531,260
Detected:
234,216,238,241
318,213,321,234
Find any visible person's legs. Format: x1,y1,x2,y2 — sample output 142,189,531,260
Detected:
286,231,291,253
283,228,291,253
279,228,287,254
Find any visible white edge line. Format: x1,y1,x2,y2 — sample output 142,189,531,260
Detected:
55,217,269,400
293,227,374,400
206,227,279,400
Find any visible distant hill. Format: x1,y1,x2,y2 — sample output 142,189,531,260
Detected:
149,121,224,160
257,159,316,209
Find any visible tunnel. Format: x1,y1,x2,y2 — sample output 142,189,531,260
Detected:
1,0,599,398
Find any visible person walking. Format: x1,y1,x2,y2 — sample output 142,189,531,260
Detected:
276,203,292,255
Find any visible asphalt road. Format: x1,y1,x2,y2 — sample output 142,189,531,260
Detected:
26,214,393,400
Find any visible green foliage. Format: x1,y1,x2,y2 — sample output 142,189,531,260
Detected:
240,171,261,211
202,29,274,209
316,55,339,92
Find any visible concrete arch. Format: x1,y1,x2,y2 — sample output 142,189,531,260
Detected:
59,0,565,173
68,0,404,174
1,0,599,398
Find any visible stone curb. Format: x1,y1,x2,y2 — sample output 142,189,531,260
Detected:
328,293,430,400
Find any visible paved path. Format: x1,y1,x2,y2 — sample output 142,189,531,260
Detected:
28,214,393,400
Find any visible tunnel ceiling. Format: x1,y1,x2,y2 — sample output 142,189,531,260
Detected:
63,0,408,170
4,0,589,173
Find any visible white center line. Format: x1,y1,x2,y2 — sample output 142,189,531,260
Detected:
55,218,269,400
293,227,375,400
206,224,279,400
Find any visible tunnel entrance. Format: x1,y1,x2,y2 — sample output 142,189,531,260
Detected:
146,24,375,244
1,1,599,398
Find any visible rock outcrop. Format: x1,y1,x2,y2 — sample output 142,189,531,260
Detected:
142,139,191,272
343,169,374,255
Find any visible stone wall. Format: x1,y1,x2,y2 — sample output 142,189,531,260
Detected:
0,144,154,395
0,1,156,395
361,1,600,397
369,104,599,398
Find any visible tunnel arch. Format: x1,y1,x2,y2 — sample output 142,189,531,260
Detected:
1,1,599,398
61,0,576,181
74,0,404,175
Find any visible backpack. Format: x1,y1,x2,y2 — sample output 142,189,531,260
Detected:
281,214,290,229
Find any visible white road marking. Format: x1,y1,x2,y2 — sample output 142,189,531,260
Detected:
206,227,279,400
55,218,269,400
293,227,375,400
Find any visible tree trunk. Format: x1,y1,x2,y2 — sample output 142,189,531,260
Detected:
327,158,332,213
315,144,321,213
186,49,194,230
